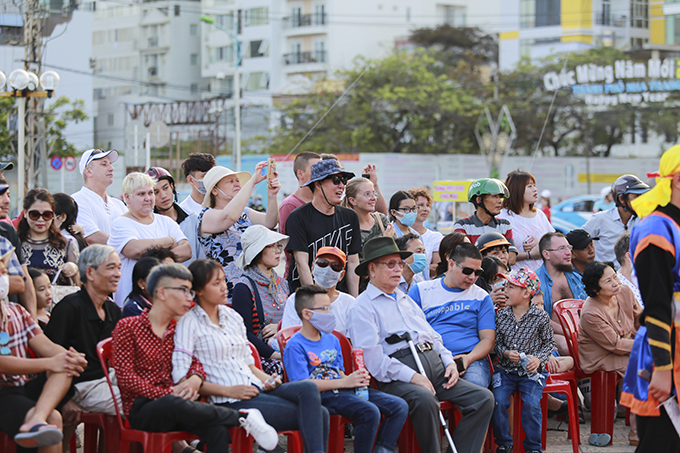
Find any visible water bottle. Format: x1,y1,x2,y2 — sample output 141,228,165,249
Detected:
519,352,544,384
352,349,369,400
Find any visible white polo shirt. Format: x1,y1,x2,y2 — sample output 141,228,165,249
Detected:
72,187,127,238
179,195,203,216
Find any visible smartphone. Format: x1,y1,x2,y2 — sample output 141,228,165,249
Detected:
454,357,466,373
362,173,370,179
267,158,276,184
492,280,506,291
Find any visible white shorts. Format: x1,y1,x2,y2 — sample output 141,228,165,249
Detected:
72,370,121,416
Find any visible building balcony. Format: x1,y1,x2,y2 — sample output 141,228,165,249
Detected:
283,13,326,28
284,50,326,65
595,13,627,27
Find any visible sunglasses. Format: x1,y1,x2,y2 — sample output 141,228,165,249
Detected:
27,210,54,221
375,259,406,270
316,258,344,272
326,175,349,186
452,260,483,277
0,331,10,356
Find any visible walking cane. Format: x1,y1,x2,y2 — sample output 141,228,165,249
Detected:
385,332,458,453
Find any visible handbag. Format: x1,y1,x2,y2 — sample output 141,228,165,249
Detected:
50,268,80,308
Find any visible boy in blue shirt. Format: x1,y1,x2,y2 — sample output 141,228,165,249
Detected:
492,268,555,453
283,285,408,453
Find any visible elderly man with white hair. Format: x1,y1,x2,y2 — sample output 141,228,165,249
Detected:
71,149,127,245
108,172,190,308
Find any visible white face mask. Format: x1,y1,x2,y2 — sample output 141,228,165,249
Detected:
312,265,343,289
0,274,9,300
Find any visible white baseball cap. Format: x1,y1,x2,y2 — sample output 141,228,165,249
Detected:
79,149,119,175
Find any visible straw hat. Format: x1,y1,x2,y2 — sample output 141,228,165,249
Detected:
202,166,252,208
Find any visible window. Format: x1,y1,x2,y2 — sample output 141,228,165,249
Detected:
630,0,649,29
439,5,466,27
191,83,198,93
245,7,268,26
248,40,269,58
93,31,103,45
521,0,560,28
314,3,326,25
520,39,534,57
107,113,114,126
669,14,680,44
214,45,234,62
191,53,198,65
314,40,326,62
190,24,198,35
245,72,269,91
290,6,302,26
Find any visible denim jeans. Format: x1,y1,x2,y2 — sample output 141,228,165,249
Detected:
460,357,492,388
321,388,408,453
491,369,546,452
220,380,329,453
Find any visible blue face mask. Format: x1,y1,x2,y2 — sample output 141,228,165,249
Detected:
309,311,336,334
398,211,417,227
408,253,428,274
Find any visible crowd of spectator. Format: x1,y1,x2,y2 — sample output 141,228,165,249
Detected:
0,147,655,453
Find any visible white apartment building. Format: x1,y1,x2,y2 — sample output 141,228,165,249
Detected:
200,0,501,147
90,0,206,156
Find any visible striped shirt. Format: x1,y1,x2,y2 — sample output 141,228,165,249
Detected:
172,304,264,404
0,302,42,388
453,213,513,246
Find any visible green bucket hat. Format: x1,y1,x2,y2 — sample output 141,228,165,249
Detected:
355,236,413,277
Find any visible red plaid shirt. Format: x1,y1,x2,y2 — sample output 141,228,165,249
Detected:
0,302,42,388
112,309,205,418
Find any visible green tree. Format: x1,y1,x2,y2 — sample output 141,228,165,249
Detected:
44,96,88,157
263,50,482,155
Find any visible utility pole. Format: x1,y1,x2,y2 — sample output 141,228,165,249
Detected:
23,0,46,192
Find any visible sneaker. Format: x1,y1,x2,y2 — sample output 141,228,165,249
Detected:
239,409,278,451
496,446,512,453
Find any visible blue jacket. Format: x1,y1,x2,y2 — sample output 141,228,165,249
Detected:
535,263,587,318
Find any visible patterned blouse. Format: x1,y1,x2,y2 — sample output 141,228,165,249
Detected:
21,236,79,284
197,206,253,301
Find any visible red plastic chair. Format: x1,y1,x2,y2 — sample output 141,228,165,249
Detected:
97,338,200,453
275,327,351,453
553,299,620,445
510,375,579,453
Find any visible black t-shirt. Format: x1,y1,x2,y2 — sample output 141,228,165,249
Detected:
0,222,23,304
44,288,122,384
286,203,361,292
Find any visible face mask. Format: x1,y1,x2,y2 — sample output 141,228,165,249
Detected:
217,187,233,200
396,211,417,227
312,265,343,289
0,275,9,300
192,177,207,195
309,311,336,334
408,253,428,274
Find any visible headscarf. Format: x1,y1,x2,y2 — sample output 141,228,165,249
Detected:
631,144,680,218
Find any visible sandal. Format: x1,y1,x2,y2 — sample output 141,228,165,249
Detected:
588,433,611,447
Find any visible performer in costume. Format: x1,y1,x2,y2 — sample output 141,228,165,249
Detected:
621,144,680,452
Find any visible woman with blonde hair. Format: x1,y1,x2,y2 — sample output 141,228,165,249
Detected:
108,172,190,307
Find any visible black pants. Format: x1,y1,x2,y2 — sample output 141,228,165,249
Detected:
378,348,494,453
636,406,680,453
129,395,242,453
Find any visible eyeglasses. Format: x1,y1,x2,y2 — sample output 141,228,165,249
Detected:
375,260,406,270
265,244,284,252
315,258,344,272
0,331,10,356
360,191,379,199
452,260,483,276
395,207,418,213
307,306,331,312
27,210,54,221
544,245,573,252
325,175,349,186
163,287,196,299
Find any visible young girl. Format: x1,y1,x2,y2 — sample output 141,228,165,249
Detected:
29,268,52,330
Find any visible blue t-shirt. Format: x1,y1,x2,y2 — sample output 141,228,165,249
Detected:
409,278,495,356
283,332,344,382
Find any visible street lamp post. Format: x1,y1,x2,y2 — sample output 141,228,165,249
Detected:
3,69,60,202
200,15,241,171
